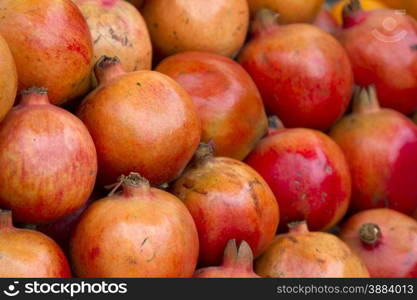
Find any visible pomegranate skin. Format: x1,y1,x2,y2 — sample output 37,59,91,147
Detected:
70,173,199,278
78,57,201,186
245,127,351,232
0,210,71,278
330,87,417,214
171,144,279,267
0,34,17,122
313,9,340,35
255,221,370,278
0,0,93,106
339,208,417,278
141,0,249,60
338,6,417,114
194,240,260,278
0,88,97,224
73,0,152,73
156,51,268,160
238,13,353,130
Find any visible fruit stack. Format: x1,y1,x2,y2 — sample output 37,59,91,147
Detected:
0,0,416,278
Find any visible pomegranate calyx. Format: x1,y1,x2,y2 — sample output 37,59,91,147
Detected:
20,87,50,106
193,143,214,165
94,55,125,85
108,172,149,197
359,223,382,246
268,116,285,131
353,86,381,114
0,210,13,230
342,0,365,28
252,8,279,37
288,220,309,234
223,239,254,271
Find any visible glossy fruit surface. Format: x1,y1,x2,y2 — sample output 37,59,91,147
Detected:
0,210,71,278
70,173,199,278
339,208,417,277
0,34,17,122
0,0,93,105
0,88,97,224
141,0,249,59
246,125,351,232
78,56,201,186
73,0,152,74
255,221,370,278
338,1,417,114
330,87,417,214
194,239,260,278
238,10,353,130
171,144,279,267
156,51,267,160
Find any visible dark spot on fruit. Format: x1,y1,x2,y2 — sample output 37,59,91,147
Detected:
286,236,298,244
146,251,156,262
128,258,138,265
316,258,326,264
153,23,159,28
141,237,148,247
248,179,262,216
411,44,417,50
136,82,142,87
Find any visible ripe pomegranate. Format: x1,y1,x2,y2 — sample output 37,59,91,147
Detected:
339,208,417,277
0,88,97,224
0,210,71,278
331,0,388,24
247,0,324,24
156,51,268,160
329,87,417,214
338,0,417,114
37,191,103,253
313,9,340,35
245,122,351,232
238,9,353,131
73,0,152,75
255,221,370,278
194,240,260,278
0,0,93,105
0,34,17,122
171,144,279,267
78,56,201,186
70,173,199,278
141,0,249,60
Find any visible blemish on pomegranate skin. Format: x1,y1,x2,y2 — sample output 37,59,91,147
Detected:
89,247,100,260
101,0,117,7
67,43,89,65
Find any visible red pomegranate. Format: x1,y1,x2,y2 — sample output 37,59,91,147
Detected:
339,208,417,277
245,121,351,232
37,190,103,253
171,144,279,267
313,8,340,35
0,0,93,105
194,240,260,278
78,56,201,186
238,9,353,131
413,209,417,220
0,34,17,122
0,88,97,224
329,87,417,214
0,210,71,278
70,173,199,278
73,0,152,74
338,0,417,114
156,51,268,160
255,221,369,278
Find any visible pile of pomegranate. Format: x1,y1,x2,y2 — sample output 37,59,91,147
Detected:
0,0,416,279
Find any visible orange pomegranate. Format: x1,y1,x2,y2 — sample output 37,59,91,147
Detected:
0,34,17,122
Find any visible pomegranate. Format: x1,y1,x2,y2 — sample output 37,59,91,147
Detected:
255,221,370,278
313,8,340,35
329,87,417,214
247,0,324,24
141,0,249,60
338,0,417,114
245,122,351,232
156,51,268,160
413,209,417,219
37,190,103,253
171,143,279,267
78,56,201,186
0,34,17,122
0,0,93,106
339,208,417,277
0,88,97,224
331,0,388,24
238,9,353,131
73,0,152,76
70,173,199,278
0,210,71,278
193,239,260,278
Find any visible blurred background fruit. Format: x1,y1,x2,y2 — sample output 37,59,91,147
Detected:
156,51,267,160
141,0,249,60
255,221,370,278
313,8,340,35
331,0,388,24
0,0,93,105
0,34,17,122
339,208,417,277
